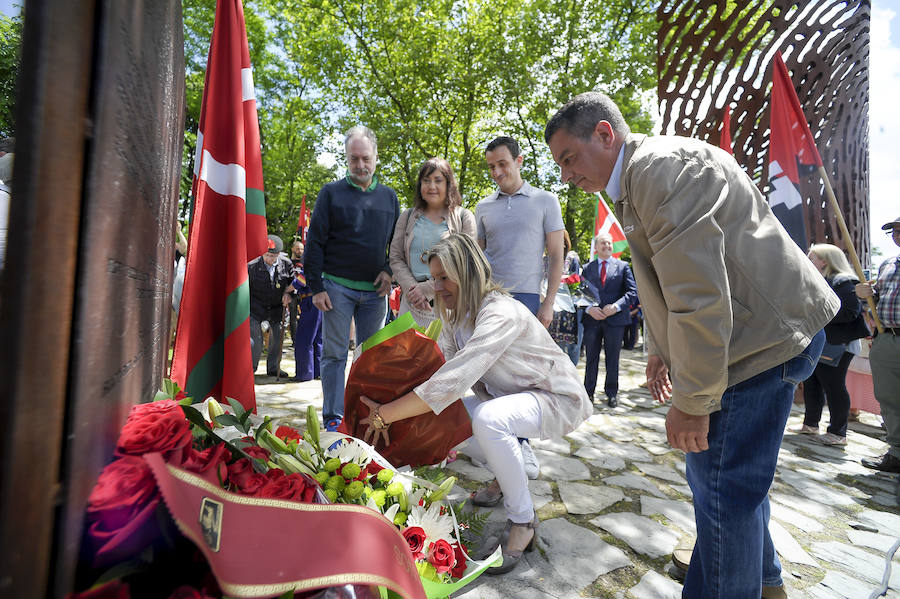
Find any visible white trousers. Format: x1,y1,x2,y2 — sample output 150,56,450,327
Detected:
461,393,542,524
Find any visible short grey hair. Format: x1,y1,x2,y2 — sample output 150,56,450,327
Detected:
344,125,378,153
594,231,613,245
544,91,630,144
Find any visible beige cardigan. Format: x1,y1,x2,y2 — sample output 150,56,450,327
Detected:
414,292,592,439
389,205,476,299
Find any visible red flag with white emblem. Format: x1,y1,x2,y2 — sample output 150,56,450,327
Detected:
172,0,267,411
767,51,822,250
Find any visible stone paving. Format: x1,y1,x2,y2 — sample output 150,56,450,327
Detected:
255,342,900,598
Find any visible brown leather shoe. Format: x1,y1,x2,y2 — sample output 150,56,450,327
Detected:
487,515,538,575
862,453,900,473
471,483,503,507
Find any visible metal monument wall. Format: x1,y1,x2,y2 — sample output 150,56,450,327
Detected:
657,0,870,262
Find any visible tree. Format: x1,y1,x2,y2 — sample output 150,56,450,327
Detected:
182,0,658,256
0,11,23,139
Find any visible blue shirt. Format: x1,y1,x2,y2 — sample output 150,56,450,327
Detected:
409,215,449,281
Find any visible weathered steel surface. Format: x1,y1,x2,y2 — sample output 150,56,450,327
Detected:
657,0,871,262
0,1,185,596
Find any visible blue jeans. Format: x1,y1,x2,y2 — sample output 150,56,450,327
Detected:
320,278,387,422
511,292,540,315
683,330,824,598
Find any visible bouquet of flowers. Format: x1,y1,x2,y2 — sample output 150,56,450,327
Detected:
74,380,498,599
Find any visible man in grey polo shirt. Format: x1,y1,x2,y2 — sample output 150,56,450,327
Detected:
477,136,565,327
475,136,565,481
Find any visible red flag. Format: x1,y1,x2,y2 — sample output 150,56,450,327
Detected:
589,195,628,259
767,51,821,249
719,105,733,154
296,194,310,243
172,0,268,411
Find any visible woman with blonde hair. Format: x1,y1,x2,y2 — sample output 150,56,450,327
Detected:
360,234,591,574
389,157,475,326
789,243,867,446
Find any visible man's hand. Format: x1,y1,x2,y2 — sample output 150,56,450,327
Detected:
406,285,430,311
587,306,606,321
282,293,291,308
665,405,709,453
601,304,618,317
537,302,553,328
645,355,672,403
359,395,391,448
374,271,392,297
313,291,332,311
855,281,875,299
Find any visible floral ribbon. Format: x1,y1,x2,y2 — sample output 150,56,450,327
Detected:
143,452,427,599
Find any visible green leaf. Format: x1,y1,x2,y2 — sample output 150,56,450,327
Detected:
215,414,242,428
255,415,273,440
225,396,247,419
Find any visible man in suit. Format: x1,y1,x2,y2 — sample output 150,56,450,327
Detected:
580,232,637,408
545,91,837,598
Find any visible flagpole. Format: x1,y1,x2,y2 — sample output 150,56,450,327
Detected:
816,166,884,333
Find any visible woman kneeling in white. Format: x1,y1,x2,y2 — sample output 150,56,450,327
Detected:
360,233,591,574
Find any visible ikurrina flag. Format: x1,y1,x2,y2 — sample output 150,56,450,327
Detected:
172,0,268,412
590,194,628,259
767,51,821,250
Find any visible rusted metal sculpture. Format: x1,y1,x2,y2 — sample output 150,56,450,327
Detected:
657,0,871,263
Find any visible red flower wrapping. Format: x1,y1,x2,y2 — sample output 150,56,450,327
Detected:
401,526,426,560
427,539,456,574
275,425,301,442
257,472,317,502
116,400,193,465
85,456,161,567
450,542,468,579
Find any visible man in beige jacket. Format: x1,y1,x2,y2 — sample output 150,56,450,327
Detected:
546,92,838,598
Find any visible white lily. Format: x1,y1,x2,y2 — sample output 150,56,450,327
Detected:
383,503,400,522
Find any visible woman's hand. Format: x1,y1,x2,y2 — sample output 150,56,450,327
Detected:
359,395,391,448
406,285,430,311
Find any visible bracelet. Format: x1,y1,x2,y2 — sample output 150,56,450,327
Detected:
371,406,390,430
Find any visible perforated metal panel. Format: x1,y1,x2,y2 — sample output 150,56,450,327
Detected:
657,0,870,262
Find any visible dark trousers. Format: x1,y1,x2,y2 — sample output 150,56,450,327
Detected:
583,320,626,399
250,312,285,375
802,351,853,437
294,305,323,381
622,315,640,350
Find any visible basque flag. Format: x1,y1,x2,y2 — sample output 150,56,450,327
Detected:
767,51,821,250
296,194,310,243
590,195,628,259
172,0,268,411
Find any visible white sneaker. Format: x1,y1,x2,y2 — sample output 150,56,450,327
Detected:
815,432,847,446
520,440,540,480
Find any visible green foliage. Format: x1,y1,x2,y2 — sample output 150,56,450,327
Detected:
181,0,658,258
0,11,23,138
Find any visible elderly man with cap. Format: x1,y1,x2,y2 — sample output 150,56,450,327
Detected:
248,234,294,378
857,215,900,472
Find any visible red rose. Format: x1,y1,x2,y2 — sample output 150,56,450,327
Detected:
228,458,267,494
402,526,427,560
243,445,270,462
427,539,456,574
183,444,230,482
173,390,188,402
275,425,301,442
85,456,161,567
364,461,385,476
116,400,192,465
257,472,317,502
450,542,468,579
